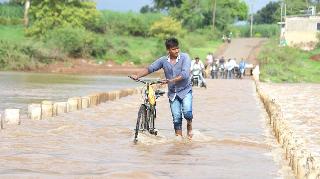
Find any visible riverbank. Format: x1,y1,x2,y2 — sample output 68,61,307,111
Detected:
31,59,148,76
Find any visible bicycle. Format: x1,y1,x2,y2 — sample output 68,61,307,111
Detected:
129,76,165,143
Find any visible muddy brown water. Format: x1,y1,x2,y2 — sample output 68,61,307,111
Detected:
0,75,294,178
0,72,139,114
260,83,320,155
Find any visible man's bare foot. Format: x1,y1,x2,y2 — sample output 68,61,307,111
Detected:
187,122,193,139
175,129,182,136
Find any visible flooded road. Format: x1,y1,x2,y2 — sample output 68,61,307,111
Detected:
0,79,293,178
0,72,138,113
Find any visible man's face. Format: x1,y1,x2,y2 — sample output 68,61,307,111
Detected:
167,47,179,58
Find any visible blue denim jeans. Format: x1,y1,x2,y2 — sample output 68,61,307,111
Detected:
169,91,193,130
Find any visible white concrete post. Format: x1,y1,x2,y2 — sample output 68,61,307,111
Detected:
252,65,260,81
115,90,120,100
41,101,53,119
53,102,67,115
67,98,79,112
81,97,90,109
28,104,42,120
4,109,20,125
89,94,98,107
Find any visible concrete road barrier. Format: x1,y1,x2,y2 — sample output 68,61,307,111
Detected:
6,87,143,124
67,97,81,112
53,102,67,115
4,109,20,125
89,94,99,107
98,93,107,103
42,101,53,119
28,104,42,120
81,97,90,109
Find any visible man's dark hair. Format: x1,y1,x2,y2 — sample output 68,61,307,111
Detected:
165,37,179,49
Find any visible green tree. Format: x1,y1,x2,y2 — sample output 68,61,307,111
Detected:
285,0,308,15
149,16,185,38
153,0,183,11
169,0,204,31
254,1,280,24
170,0,248,31
27,0,100,37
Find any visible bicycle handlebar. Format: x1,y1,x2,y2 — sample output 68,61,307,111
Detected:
128,76,163,85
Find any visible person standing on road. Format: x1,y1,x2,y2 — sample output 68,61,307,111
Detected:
239,58,246,79
129,37,194,139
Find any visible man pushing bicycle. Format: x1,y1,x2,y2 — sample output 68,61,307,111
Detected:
129,37,193,139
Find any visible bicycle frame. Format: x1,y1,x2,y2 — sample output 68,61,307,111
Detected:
129,77,165,142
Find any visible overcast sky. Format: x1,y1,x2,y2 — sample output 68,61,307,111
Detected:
0,0,275,13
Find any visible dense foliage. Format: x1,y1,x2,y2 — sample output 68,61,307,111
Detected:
149,16,184,38
95,11,163,36
235,24,279,38
27,0,100,36
0,2,23,25
142,0,248,32
254,0,320,24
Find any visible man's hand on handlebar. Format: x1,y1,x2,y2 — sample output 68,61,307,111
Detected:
129,75,139,80
161,79,176,84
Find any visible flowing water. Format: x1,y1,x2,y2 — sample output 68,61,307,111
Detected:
0,72,294,178
260,83,320,156
0,72,139,113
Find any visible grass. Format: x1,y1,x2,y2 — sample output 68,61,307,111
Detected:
0,24,222,69
0,25,25,42
99,33,222,65
258,38,320,83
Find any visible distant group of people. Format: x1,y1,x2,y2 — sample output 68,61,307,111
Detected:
190,53,248,85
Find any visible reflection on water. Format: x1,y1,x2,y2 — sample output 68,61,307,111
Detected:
0,79,294,178
0,72,139,113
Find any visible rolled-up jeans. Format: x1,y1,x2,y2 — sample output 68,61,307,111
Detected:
169,91,193,130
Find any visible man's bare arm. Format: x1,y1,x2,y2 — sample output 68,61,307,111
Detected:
129,68,149,80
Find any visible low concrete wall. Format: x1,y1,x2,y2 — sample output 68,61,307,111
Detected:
1,87,141,129
4,109,20,125
255,81,320,178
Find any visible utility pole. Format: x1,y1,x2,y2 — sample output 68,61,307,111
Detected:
212,0,217,30
280,1,283,22
250,1,255,37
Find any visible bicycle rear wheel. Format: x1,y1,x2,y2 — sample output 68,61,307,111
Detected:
134,104,147,142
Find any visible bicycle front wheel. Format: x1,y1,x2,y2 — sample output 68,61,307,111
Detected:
148,107,157,135
134,104,147,142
